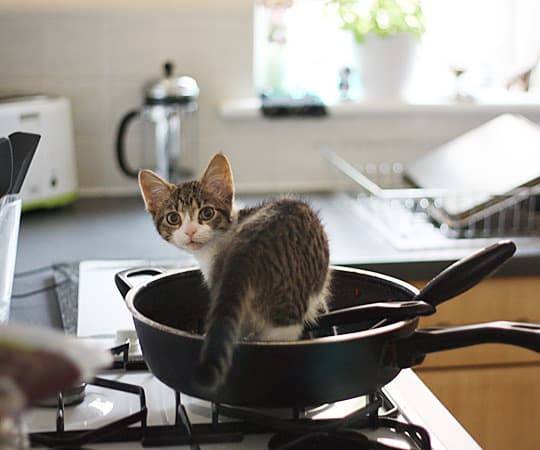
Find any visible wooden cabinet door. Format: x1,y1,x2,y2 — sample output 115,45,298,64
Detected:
411,276,540,449
416,364,540,450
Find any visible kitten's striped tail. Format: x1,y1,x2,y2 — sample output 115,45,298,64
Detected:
194,278,249,391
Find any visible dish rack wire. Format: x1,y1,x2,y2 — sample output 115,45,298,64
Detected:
324,150,540,240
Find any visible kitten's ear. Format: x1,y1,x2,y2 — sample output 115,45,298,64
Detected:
200,153,234,201
138,169,175,211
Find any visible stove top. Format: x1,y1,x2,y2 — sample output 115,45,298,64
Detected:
22,350,480,450
19,261,482,449
22,373,415,450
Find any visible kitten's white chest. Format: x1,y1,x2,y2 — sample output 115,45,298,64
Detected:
191,212,237,284
192,237,226,285
195,248,216,283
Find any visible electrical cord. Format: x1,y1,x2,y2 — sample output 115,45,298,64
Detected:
11,281,70,299
11,263,74,299
14,263,70,278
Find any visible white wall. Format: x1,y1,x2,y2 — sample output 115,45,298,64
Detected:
1,0,540,195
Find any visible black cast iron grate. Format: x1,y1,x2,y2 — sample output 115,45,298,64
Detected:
28,344,432,450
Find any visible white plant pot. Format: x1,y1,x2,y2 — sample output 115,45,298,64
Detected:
356,33,418,101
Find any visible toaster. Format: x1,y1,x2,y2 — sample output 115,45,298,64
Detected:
0,94,78,210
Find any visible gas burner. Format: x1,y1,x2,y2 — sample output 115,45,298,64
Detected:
28,377,146,448
268,421,432,450
269,430,396,450
26,380,142,433
37,382,87,408
216,394,431,450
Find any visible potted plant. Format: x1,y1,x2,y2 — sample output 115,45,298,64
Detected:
329,0,425,100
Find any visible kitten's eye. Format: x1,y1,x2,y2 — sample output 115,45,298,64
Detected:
166,212,181,226
199,207,215,221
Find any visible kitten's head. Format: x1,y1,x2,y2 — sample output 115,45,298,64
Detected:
138,153,235,252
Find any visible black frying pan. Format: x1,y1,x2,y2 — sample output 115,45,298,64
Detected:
115,241,539,408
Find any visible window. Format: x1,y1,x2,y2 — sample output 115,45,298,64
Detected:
254,0,355,101
253,0,540,102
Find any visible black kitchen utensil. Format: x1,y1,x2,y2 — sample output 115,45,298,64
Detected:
0,137,14,197
307,300,435,330
310,240,516,329
8,132,40,194
115,241,539,409
414,239,517,305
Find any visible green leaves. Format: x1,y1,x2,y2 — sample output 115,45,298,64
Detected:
327,0,426,43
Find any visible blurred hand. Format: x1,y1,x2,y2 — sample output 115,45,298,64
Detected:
0,345,80,414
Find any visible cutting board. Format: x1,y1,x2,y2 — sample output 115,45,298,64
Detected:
77,260,196,338
404,114,540,219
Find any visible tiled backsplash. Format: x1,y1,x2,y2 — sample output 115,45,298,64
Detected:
0,1,255,194
2,1,540,196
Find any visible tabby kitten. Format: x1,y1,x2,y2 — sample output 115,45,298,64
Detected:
138,154,331,391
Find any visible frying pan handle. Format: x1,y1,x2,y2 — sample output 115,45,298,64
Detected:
114,267,167,299
396,321,540,368
417,240,516,306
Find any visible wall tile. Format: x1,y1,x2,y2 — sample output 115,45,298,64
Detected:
42,11,108,78
0,76,44,94
103,11,172,80
42,77,108,136
0,12,45,77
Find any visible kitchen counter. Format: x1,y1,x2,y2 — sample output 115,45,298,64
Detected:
10,192,540,329
11,192,540,328
15,193,540,278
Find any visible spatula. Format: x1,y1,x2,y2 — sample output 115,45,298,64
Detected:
0,137,14,197
8,132,40,194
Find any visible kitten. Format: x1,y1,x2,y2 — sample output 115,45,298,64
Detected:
138,153,331,391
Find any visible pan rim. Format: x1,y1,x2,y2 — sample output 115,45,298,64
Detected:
123,265,419,346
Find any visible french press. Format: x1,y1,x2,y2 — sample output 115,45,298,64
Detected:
116,62,199,183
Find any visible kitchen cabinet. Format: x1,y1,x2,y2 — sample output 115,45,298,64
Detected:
412,276,540,450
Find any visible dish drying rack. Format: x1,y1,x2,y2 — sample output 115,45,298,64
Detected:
324,150,540,250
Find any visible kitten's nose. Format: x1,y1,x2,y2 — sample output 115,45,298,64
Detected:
185,225,197,238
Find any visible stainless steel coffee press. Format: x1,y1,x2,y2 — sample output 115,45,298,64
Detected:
116,61,199,183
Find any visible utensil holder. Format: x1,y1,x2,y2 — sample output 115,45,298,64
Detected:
0,194,22,322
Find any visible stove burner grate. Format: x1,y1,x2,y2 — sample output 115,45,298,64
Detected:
30,376,148,448
217,392,431,450
28,344,432,450
267,419,432,450
29,383,431,450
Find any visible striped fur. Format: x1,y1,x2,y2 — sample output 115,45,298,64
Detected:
139,154,331,391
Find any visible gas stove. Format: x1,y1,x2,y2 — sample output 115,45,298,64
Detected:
22,355,479,450
19,260,481,449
